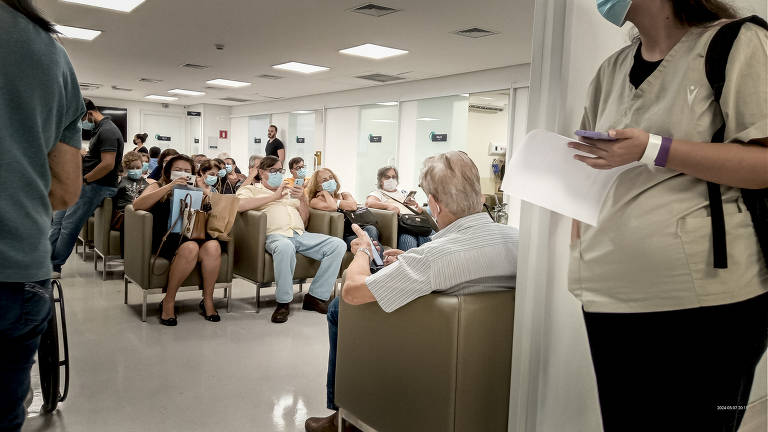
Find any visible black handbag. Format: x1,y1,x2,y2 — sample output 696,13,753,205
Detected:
341,207,378,228
381,192,437,237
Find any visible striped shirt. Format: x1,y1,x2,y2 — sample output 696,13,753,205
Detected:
366,212,519,312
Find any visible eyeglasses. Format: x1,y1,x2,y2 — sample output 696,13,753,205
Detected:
268,168,285,174
382,175,397,180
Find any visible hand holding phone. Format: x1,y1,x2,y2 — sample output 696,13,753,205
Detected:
574,130,616,141
405,190,417,201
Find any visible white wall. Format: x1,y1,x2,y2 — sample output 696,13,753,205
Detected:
324,107,361,195
201,104,232,158
468,106,509,194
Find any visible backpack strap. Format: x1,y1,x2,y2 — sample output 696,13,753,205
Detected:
703,15,768,269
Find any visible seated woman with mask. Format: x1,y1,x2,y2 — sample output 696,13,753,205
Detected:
195,158,221,196
306,168,379,250
133,154,224,326
366,166,431,251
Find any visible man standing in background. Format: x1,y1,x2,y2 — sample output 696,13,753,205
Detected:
49,98,124,278
265,124,285,163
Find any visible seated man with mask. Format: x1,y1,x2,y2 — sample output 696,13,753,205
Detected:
236,156,346,324
304,151,520,432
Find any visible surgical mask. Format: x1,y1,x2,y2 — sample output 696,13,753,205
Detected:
80,120,95,130
596,0,631,27
382,178,397,191
267,171,284,188
225,164,233,173
205,175,218,186
170,170,191,183
142,162,150,172
218,169,227,178
296,167,308,178
126,169,142,180
321,179,337,193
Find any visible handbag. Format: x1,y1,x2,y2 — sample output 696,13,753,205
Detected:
206,194,239,241
380,192,437,237
182,194,208,240
341,206,378,228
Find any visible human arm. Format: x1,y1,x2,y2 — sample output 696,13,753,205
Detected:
84,151,116,183
295,188,310,226
132,177,186,211
277,148,285,163
342,225,376,305
365,195,400,214
237,184,286,212
48,141,82,210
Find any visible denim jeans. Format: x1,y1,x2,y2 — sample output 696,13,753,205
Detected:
265,231,346,304
397,232,432,251
50,183,117,271
326,296,340,410
343,225,379,251
0,280,52,432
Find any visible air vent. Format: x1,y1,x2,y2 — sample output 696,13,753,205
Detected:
453,27,499,38
179,63,210,70
138,78,162,83
350,3,400,17
111,85,132,92
257,74,284,80
356,73,406,83
469,104,504,113
219,97,252,103
79,82,102,91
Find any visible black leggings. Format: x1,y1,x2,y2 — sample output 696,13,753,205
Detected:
584,291,768,432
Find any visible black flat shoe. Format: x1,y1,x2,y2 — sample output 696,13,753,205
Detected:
199,300,221,322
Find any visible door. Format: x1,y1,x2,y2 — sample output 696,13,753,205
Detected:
141,111,186,153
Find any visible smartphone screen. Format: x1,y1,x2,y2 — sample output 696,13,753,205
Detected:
574,130,616,141
368,238,383,266
295,178,304,187
405,190,417,201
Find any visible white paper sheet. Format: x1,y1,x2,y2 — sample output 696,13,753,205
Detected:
501,129,639,226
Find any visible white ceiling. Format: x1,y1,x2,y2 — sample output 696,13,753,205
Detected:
36,0,534,106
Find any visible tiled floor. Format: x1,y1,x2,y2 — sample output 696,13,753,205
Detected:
23,252,333,432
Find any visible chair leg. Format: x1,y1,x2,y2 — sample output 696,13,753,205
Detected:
223,287,228,299
226,283,231,313
102,256,108,280
142,292,147,322
256,284,261,313
299,283,303,293
124,278,129,304
94,250,98,271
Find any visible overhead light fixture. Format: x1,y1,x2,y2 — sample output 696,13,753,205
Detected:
54,24,101,40
372,119,396,123
460,93,469,97
273,62,330,74
206,78,252,88
478,96,494,100
145,95,178,101
416,117,440,121
376,102,399,106
339,43,408,60
291,110,314,114
61,0,146,13
168,89,206,96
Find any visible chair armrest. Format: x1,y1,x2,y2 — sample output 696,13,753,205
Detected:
368,208,397,249
307,208,344,237
124,205,153,288
93,197,112,251
233,210,266,283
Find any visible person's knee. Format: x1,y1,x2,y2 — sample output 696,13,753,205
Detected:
329,238,346,257
364,226,379,239
176,242,199,262
269,238,295,256
199,240,221,260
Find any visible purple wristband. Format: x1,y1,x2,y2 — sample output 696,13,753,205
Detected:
654,136,672,167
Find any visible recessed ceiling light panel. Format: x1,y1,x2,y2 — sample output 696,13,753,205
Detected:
145,95,178,101
340,44,408,59
291,110,314,114
62,0,146,13
376,102,399,106
168,89,206,96
416,117,440,121
273,62,330,74
54,24,101,40
206,79,252,88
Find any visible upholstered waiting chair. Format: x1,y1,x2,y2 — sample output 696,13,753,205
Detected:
93,197,122,280
335,290,516,432
232,208,341,312
331,208,398,278
123,205,234,322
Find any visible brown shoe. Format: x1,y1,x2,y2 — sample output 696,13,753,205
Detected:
271,303,290,323
305,412,337,432
302,293,329,314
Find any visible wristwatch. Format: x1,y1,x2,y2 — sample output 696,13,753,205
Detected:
357,247,372,262
336,199,341,209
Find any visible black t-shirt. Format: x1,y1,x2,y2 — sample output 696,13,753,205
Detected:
133,145,148,154
265,138,284,158
83,116,124,187
629,43,663,89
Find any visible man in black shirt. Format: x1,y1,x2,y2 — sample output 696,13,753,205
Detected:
265,124,285,163
49,98,124,277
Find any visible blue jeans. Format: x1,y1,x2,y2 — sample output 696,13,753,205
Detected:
50,183,117,271
343,225,379,251
265,231,346,304
326,296,340,410
397,232,432,251
0,280,52,432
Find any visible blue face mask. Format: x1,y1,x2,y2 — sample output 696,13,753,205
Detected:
126,169,143,180
142,162,149,173
596,0,632,27
205,175,218,186
321,179,337,193
225,164,233,174
267,171,284,188
218,169,227,178
296,167,308,178
80,120,95,130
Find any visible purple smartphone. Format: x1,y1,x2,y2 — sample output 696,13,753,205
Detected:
574,130,616,141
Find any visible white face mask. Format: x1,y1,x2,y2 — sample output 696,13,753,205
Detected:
170,170,192,184
382,178,398,191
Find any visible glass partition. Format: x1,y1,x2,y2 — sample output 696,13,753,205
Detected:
287,111,316,172
355,103,399,201
248,115,271,157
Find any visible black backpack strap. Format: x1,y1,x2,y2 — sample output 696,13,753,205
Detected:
703,15,768,269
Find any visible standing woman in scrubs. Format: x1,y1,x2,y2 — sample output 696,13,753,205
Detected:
569,1,767,430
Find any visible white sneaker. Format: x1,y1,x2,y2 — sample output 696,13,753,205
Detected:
51,271,61,279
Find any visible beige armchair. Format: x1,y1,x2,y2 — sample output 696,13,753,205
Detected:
93,197,122,280
75,216,95,260
335,290,516,432
123,205,234,322
332,208,398,277
232,208,340,311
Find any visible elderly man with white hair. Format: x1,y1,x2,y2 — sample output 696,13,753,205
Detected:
304,151,520,432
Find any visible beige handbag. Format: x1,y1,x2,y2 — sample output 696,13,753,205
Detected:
206,194,239,241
